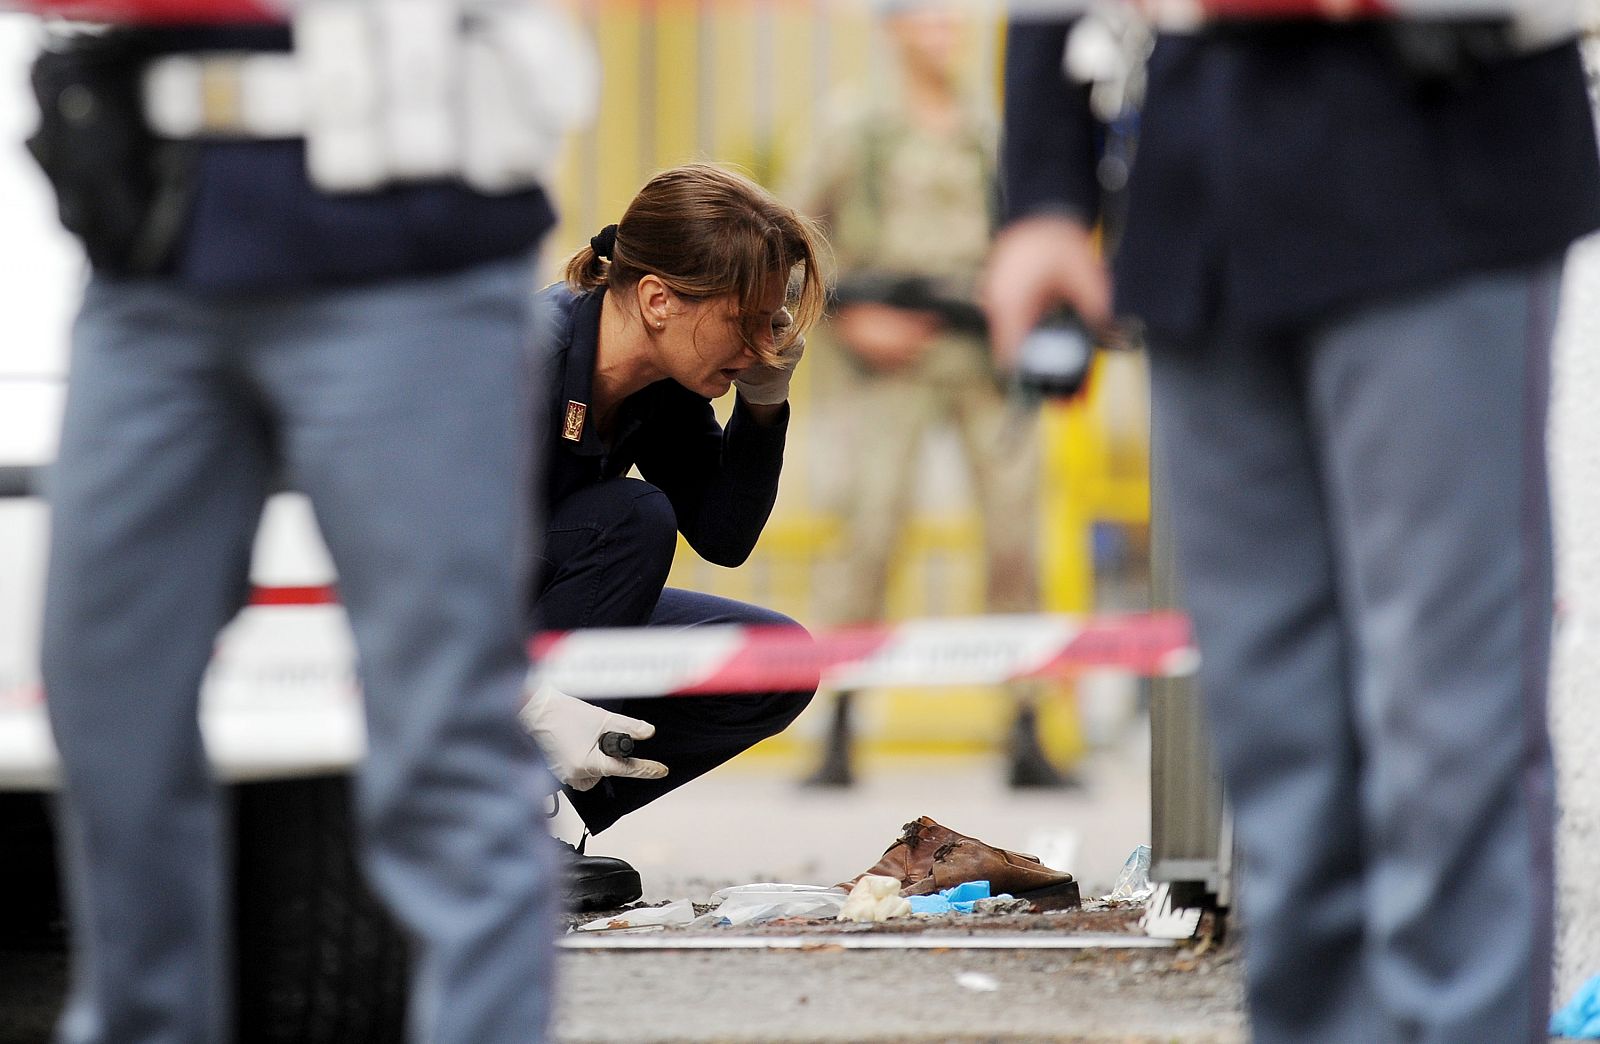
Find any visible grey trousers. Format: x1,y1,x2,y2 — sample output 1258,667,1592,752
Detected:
40,257,558,1043
1150,262,1562,1044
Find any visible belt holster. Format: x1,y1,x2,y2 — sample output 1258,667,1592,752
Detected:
26,31,195,277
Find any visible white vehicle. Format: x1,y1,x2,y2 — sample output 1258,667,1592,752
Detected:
0,20,406,1037
0,376,412,1044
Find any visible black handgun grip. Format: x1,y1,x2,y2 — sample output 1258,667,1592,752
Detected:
831,274,988,336
598,732,635,758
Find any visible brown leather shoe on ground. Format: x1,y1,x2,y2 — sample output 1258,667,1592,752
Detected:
839,816,970,891
907,838,1081,911
841,816,1078,910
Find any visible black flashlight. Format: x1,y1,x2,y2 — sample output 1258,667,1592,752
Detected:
599,732,635,758
1016,310,1094,399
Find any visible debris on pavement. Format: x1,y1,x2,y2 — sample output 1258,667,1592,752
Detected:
560,825,1181,941
706,883,848,926
954,971,1000,992
561,895,1159,942
1139,882,1204,941
1552,972,1600,1038
973,896,1031,916
837,875,913,923
907,879,999,915
576,898,697,932
844,815,1081,910
1103,843,1154,904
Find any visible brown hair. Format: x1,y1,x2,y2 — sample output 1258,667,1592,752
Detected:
564,163,826,365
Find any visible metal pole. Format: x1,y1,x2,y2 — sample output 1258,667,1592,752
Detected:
1146,400,1230,900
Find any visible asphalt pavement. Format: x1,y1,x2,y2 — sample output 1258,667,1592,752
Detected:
555,947,1245,1043
2,723,1257,1042
565,722,1157,904
549,723,1247,1042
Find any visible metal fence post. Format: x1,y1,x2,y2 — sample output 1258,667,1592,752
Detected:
1147,419,1232,903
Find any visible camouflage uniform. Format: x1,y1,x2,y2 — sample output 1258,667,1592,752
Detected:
802,99,1039,624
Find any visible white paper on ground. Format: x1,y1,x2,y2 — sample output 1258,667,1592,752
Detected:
577,898,697,932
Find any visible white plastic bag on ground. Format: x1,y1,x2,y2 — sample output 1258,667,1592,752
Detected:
1105,843,1154,904
712,886,849,926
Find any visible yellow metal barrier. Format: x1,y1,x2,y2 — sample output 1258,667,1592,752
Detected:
1039,352,1152,614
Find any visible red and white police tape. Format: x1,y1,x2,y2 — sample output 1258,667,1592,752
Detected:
237,585,1196,696
238,585,1195,695
527,611,1197,698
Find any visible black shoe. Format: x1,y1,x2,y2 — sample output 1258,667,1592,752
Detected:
558,835,642,912
1005,705,1082,790
801,692,856,788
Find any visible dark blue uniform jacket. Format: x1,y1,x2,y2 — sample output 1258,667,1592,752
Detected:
1002,22,1600,339
532,283,789,568
144,26,556,291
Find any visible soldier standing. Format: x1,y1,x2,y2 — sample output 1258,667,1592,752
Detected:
794,0,1071,789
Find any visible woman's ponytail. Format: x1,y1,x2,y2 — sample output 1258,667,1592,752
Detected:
563,223,621,291
563,245,608,290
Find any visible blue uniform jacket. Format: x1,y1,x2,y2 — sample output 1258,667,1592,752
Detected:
532,283,789,568
138,26,556,291
1001,21,1600,339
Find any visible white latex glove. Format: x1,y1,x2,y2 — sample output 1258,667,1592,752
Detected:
734,309,806,406
519,682,668,791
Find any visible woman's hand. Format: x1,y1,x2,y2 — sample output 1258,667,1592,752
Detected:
519,683,668,791
734,308,807,407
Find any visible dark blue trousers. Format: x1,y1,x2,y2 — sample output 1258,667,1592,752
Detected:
43,260,558,1043
1152,263,1561,1043
532,477,813,833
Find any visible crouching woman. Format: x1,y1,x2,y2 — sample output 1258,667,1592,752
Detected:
520,164,826,908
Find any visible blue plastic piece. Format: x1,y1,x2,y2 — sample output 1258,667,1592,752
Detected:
1552,973,1600,1038
944,881,992,904
909,881,1005,916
